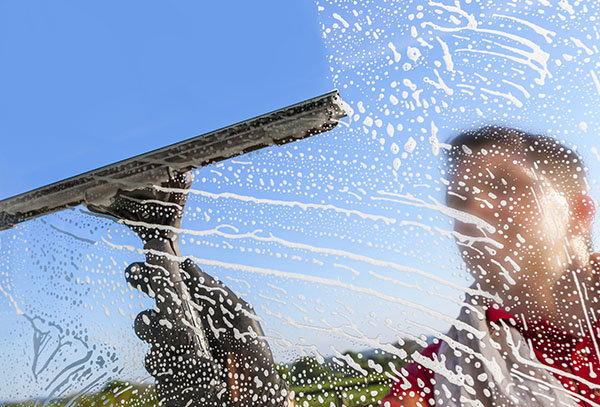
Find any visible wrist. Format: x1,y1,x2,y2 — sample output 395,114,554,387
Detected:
143,236,180,259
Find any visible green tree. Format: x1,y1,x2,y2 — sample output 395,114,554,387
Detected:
290,356,331,384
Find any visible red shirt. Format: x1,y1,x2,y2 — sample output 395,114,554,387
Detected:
380,305,600,406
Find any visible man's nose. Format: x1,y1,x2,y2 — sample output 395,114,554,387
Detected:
458,194,496,219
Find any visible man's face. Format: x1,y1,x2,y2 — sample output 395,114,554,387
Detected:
447,147,573,295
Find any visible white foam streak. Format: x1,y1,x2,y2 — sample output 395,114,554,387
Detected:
423,1,551,85
102,220,500,301
159,186,397,224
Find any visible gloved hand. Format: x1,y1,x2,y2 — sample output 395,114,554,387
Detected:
87,170,289,406
126,258,290,407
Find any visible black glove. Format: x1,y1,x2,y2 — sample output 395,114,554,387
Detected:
126,259,290,407
87,170,289,406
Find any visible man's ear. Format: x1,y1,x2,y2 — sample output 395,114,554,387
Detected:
572,194,596,233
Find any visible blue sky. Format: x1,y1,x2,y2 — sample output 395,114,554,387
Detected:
0,1,332,199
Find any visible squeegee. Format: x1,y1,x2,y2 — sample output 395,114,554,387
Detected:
0,90,347,362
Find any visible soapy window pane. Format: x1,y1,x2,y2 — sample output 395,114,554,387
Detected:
3,1,600,407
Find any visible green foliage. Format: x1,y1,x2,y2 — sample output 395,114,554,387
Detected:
4,381,158,407
4,338,423,407
291,356,332,380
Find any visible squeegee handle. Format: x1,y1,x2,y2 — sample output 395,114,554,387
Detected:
144,239,214,361
174,278,214,359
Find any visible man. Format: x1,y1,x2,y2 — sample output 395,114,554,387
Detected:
96,125,599,407
381,126,600,406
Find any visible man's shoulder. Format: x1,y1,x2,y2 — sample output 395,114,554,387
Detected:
381,301,512,406
382,340,442,406
416,339,443,361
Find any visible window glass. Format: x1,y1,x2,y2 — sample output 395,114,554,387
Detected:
3,2,600,407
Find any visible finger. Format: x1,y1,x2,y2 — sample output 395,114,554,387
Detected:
179,262,236,333
134,310,193,347
125,262,152,296
126,261,179,301
145,344,176,377
146,345,220,383
155,373,224,407
145,344,198,377
134,309,160,343
181,260,242,308
180,259,221,290
180,260,269,344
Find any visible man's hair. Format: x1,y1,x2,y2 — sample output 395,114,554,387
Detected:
445,125,588,202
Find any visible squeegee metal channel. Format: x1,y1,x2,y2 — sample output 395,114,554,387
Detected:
0,90,346,230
